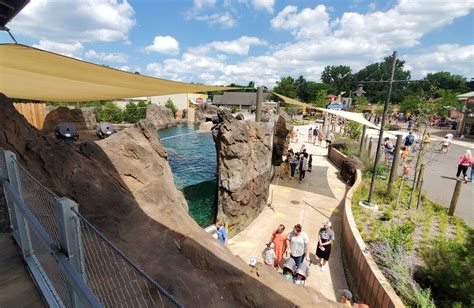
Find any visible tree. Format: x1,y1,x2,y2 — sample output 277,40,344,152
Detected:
273,76,296,98
321,65,355,94
306,81,330,103
165,98,178,117
426,71,468,92
294,75,309,102
355,55,411,104
400,95,422,114
97,101,122,123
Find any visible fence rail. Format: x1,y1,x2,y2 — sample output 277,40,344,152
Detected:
0,149,183,308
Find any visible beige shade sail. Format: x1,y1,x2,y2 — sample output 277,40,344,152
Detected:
272,91,379,129
0,44,235,102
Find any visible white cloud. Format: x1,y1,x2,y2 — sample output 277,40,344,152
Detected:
191,36,267,56
145,36,180,55
85,50,128,63
11,0,135,43
193,0,216,10
33,40,84,58
250,0,275,14
147,1,474,87
194,12,236,28
404,44,474,78
271,5,330,40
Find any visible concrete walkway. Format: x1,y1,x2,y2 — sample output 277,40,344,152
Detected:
228,125,349,302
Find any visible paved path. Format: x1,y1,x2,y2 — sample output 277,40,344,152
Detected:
228,125,349,302
0,233,44,307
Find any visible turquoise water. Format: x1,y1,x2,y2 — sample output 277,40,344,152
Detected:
159,124,217,227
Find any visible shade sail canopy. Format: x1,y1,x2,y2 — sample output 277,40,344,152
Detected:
272,92,379,129
0,44,235,102
457,91,474,101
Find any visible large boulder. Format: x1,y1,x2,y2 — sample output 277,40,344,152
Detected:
212,108,273,234
0,93,338,308
142,104,176,130
272,110,292,165
42,106,97,132
194,103,219,125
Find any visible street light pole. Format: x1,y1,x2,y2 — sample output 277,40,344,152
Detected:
365,51,398,206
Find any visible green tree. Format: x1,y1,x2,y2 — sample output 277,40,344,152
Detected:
165,98,178,117
345,120,363,139
426,71,468,92
294,75,309,102
122,100,149,123
400,95,422,114
355,55,411,103
273,76,296,98
306,81,330,103
321,65,355,94
97,101,122,123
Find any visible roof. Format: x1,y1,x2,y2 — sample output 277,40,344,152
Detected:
0,44,236,102
272,92,379,129
212,92,270,105
457,91,474,101
0,0,29,28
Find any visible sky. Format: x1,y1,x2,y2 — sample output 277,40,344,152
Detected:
2,0,474,87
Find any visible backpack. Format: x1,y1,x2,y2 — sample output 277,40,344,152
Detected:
407,135,415,144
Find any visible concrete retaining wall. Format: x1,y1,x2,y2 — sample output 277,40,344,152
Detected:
328,147,404,308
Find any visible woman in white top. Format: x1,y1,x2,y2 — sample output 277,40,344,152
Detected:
286,224,310,267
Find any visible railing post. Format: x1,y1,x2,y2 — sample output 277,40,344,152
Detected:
54,197,87,307
4,151,33,257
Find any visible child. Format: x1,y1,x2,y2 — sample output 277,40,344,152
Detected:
263,242,276,266
400,146,408,160
402,159,412,179
440,136,450,154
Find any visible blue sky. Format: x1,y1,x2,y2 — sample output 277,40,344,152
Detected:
2,0,473,86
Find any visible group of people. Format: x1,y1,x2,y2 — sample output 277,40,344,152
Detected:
286,147,311,182
263,222,335,272
290,127,335,148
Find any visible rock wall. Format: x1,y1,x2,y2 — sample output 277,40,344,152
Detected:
272,110,292,165
194,103,219,125
0,93,338,308
43,106,97,132
212,108,273,234
142,104,176,130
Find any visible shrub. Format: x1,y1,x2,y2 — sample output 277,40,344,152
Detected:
383,220,416,251
416,230,474,307
97,101,122,123
370,242,435,307
228,105,239,113
345,120,362,139
122,102,140,123
165,98,178,116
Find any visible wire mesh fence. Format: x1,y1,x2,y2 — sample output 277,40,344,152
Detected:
1,151,182,308
73,209,181,308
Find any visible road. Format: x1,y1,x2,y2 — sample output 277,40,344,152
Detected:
421,143,473,226
367,136,473,225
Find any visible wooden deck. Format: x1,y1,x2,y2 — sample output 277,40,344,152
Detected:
0,233,44,307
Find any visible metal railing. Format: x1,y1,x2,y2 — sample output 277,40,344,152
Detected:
0,149,183,308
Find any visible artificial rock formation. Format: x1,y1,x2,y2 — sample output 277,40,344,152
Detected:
272,110,292,165
194,103,219,125
42,106,97,132
0,94,338,308
212,108,273,234
142,104,176,130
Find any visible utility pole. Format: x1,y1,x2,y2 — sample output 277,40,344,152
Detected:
363,51,397,207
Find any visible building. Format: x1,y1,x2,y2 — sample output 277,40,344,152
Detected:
457,91,474,138
149,93,209,111
212,92,271,109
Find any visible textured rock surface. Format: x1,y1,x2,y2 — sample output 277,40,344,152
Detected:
272,110,292,165
194,103,219,124
142,104,176,130
0,94,338,308
212,108,273,234
43,107,97,132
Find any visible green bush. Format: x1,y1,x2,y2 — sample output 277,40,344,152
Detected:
165,98,178,117
122,101,148,123
97,102,122,123
417,230,474,307
383,220,416,251
345,120,362,139
228,105,239,113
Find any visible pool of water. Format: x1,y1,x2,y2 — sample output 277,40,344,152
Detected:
159,124,217,227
